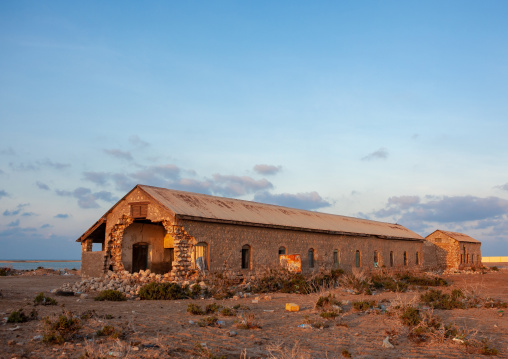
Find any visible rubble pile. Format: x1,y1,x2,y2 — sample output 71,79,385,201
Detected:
58,269,206,299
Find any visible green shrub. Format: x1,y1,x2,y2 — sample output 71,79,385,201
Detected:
484,298,508,308
191,284,202,298
138,282,189,300
220,307,236,316
7,309,28,323
43,312,81,344
0,268,8,276
198,316,219,327
34,292,58,306
94,290,126,301
205,303,222,314
315,293,340,310
320,311,339,319
420,289,465,310
352,300,376,311
96,325,121,339
397,273,448,287
491,266,499,272
400,307,421,327
187,303,204,315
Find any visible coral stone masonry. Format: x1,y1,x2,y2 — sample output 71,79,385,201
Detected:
77,185,481,280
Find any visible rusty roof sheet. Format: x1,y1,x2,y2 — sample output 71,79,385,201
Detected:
139,185,423,240
435,230,481,244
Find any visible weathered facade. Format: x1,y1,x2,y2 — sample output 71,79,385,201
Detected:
424,230,482,270
77,185,426,279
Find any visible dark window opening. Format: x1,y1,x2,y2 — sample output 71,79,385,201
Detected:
390,251,394,267
308,248,315,268
333,250,339,268
404,251,408,266
356,250,361,267
164,248,174,270
242,244,251,269
374,250,379,268
279,247,286,255
132,243,148,273
416,252,419,265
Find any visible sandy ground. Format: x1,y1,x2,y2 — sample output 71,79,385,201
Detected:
0,268,507,359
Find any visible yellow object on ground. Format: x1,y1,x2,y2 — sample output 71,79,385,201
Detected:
286,303,299,312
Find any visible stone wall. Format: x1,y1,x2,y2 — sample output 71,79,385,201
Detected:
177,219,423,274
81,251,107,278
426,231,482,269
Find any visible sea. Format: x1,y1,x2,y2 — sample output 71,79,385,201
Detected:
0,261,81,271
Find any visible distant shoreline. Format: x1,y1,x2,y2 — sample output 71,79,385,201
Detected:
0,260,80,263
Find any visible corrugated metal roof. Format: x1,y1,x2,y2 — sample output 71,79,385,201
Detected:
139,185,423,240
437,230,481,244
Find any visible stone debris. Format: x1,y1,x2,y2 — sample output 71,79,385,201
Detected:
382,336,394,348
56,269,208,299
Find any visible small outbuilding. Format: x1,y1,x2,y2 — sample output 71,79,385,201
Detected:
424,230,482,270
77,185,424,280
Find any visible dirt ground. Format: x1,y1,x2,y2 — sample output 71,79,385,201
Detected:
1,268,507,359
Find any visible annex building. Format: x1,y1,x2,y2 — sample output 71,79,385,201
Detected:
424,230,482,270
77,185,427,279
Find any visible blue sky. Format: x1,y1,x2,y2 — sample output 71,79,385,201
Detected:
1,1,508,259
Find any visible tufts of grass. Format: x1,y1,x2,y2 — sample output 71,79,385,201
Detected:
352,300,376,311
341,349,352,358
96,325,121,339
205,303,222,314
420,289,465,310
42,312,81,344
320,311,339,319
94,289,126,301
138,282,189,300
400,307,421,327
34,292,58,306
7,309,29,323
236,313,261,329
187,303,205,315
220,307,236,316
315,293,340,310
197,316,219,327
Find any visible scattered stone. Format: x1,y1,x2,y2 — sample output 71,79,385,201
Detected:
32,335,43,341
227,330,237,337
8,326,21,331
453,337,465,344
8,340,16,345
382,336,394,348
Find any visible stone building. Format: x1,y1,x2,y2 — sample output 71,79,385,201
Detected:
424,230,482,270
77,185,425,279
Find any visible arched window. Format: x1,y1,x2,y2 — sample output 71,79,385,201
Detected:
308,248,315,268
415,252,419,265
279,246,286,255
241,244,251,269
333,250,339,268
355,250,361,267
374,250,379,268
194,242,209,271
404,251,408,266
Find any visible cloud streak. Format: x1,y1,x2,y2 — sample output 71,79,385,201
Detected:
36,181,50,190
0,190,8,199
253,164,282,175
103,149,133,161
55,187,118,209
362,147,388,161
254,191,331,211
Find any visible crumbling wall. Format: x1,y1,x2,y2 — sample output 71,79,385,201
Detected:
121,222,167,273
81,251,107,278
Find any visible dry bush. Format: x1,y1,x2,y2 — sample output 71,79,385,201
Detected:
339,268,372,294
236,313,261,329
266,341,311,359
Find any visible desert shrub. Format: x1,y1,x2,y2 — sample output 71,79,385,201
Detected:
190,283,201,298
397,272,448,287
205,303,222,314
94,289,126,301
352,300,376,311
42,312,81,344
198,316,219,327
484,298,508,309
420,289,465,310
320,311,339,319
371,274,408,292
0,268,8,276
400,307,421,327
340,269,372,294
236,313,261,329
280,273,312,294
309,269,344,289
187,303,204,315
138,282,188,300
7,309,29,323
220,307,236,316
491,266,499,272
96,325,121,338
315,293,340,310
34,292,58,306
341,349,352,358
